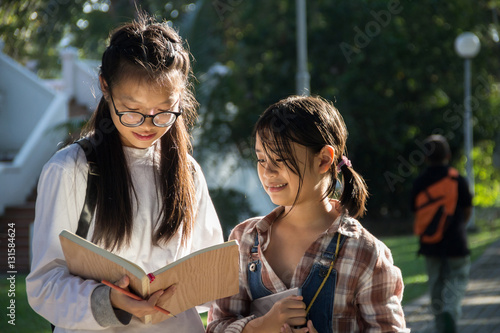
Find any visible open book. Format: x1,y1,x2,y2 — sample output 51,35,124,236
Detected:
59,229,239,324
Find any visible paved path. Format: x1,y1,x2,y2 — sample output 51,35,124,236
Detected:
403,239,500,332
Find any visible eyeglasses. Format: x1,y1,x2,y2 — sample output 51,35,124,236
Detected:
109,93,182,127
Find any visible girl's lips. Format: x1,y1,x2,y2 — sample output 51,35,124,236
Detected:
133,132,156,141
267,183,287,193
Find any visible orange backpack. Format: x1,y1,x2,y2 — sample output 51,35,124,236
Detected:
413,167,459,244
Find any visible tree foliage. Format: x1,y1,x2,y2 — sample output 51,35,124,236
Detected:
2,0,499,223
0,0,193,76
190,0,500,220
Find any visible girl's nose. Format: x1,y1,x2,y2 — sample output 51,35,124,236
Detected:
140,116,156,129
263,162,278,176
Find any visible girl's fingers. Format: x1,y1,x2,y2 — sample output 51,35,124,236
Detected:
159,284,177,301
287,313,307,327
280,296,306,311
148,284,176,307
287,319,308,329
147,289,164,306
110,277,177,317
115,275,130,289
283,295,304,303
281,323,309,333
307,320,318,333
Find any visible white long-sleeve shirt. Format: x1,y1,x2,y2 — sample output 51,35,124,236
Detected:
26,143,224,332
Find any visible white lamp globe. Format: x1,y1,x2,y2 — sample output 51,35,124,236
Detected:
454,32,481,58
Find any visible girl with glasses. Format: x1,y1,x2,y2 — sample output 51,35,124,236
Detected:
207,96,408,333
27,12,223,332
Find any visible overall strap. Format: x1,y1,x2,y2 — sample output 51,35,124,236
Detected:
75,139,99,239
249,233,260,266
251,233,259,254
305,232,347,314
322,232,347,262
247,231,274,300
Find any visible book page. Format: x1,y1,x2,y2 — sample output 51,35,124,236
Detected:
59,230,149,298
148,240,240,324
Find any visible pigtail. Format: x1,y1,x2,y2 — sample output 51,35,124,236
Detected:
339,163,369,218
80,96,135,251
154,116,196,247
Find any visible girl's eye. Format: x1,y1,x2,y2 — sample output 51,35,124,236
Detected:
118,102,136,110
122,106,140,112
256,159,265,164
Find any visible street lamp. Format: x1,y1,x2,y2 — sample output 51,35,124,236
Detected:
296,0,310,96
454,32,480,230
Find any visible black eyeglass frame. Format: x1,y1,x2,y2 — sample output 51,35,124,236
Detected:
109,92,182,128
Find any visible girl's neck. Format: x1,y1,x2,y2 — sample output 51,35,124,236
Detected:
279,199,338,231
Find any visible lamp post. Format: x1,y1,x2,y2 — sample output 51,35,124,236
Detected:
296,0,310,96
454,32,480,230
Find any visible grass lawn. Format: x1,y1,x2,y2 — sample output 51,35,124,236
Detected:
2,209,498,332
0,273,52,332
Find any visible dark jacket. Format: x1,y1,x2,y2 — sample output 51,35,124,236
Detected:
411,165,473,257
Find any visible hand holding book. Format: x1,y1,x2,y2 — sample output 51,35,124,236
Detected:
247,288,305,332
104,276,176,318
59,229,239,324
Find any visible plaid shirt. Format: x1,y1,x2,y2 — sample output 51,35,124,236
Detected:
207,202,408,332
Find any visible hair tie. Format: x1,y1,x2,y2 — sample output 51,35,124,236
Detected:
336,156,352,172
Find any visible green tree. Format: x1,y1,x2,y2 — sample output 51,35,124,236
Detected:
2,0,499,225
189,0,500,222
0,0,194,77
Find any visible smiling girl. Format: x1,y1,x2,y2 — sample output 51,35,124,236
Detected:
207,96,408,333
26,13,223,332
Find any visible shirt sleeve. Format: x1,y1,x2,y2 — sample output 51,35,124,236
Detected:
355,239,409,332
26,148,125,330
206,224,257,333
189,158,224,251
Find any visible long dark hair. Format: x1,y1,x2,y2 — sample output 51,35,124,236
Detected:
254,95,369,218
80,13,198,250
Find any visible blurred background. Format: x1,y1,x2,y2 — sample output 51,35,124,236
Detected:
1,0,500,237
2,1,500,331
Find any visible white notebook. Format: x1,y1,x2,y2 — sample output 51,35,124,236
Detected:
250,287,301,317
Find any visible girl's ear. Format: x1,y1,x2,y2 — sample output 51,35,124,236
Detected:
317,145,335,174
99,75,109,98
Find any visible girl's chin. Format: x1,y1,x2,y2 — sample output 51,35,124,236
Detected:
267,195,291,207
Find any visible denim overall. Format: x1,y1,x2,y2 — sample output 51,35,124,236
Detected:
248,232,346,333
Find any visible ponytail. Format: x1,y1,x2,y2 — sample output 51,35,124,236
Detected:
338,163,369,218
